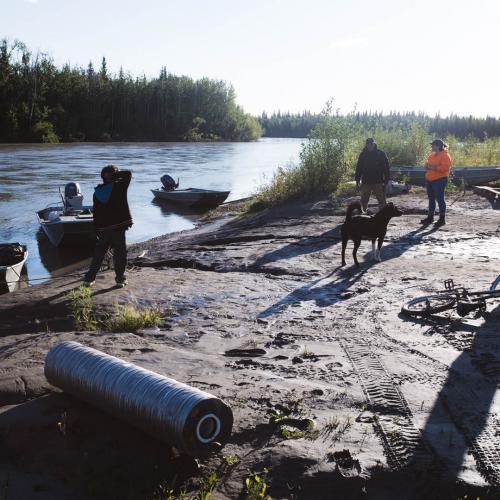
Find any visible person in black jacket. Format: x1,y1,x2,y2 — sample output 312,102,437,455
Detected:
355,138,390,212
83,165,133,287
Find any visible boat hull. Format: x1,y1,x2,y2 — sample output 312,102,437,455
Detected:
37,208,95,247
0,248,28,293
391,166,500,187
151,189,230,209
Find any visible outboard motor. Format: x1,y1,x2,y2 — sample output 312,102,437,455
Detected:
161,175,179,192
64,182,84,210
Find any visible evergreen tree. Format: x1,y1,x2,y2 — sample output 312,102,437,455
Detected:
0,39,262,143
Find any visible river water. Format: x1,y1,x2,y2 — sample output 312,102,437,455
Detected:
0,138,303,285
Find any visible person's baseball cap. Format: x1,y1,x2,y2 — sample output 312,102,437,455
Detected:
430,139,445,147
366,138,375,145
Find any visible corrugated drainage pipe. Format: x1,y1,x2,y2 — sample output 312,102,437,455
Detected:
45,341,233,456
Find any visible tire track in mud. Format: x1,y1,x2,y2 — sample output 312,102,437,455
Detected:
443,390,500,487
339,337,442,473
278,289,500,485
362,303,500,487
423,323,500,380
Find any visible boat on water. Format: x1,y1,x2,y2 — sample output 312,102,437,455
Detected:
37,182,95,247
0,243,28,293
151,175,230,209
391,165,500,187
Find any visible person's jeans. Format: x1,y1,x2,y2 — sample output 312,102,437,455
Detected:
426,177,448,217
360,183,387,211
84,228,127,282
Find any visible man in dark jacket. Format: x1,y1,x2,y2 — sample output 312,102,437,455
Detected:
355,138,390,212
83,165,133,287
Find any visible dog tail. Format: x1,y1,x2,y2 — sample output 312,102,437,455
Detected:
345,201,362,222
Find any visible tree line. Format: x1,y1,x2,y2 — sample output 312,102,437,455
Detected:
259,110,500,140
0,39,262,143
3,38,498,144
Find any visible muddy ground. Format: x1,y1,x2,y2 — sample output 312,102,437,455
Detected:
0,190,499,499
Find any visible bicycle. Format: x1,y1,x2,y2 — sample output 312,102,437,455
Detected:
401,275,500,318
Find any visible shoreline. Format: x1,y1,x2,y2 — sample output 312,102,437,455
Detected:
1,191,500,498
0,137,288,147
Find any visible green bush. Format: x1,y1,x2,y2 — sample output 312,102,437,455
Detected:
254,101,500,208
445,135,500,166
371,122,430,165
229,106,262,141
255,101,357,206
32,120,60,143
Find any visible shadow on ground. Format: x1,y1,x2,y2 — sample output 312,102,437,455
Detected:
404,305,500,486
258,265,371,318
251,224,342,269
0,393,198,500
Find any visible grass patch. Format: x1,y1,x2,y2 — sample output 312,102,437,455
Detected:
280,426,306,440
299,346,316,359
324,416,340,431
68,285,97,331
323,415,354,441
245,470,271,500
280,421,319,441
222,454,241,467
67,287,172,333
192,472,217,500
446,135,500,166
269,408,319,441
202,197,256,220
157,471,217,500
103,305,164,333
268,409,289,425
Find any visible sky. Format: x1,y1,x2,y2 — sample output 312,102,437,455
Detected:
2,0,500,117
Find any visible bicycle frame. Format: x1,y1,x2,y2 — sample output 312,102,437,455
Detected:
401,275,500,318
439,277,500,317
443,277,500,300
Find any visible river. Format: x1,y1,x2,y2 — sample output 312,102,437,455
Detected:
0,138,303,286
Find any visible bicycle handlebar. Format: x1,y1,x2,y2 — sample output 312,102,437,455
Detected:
490,275,500,292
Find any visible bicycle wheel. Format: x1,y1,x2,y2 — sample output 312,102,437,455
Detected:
401,294,456,317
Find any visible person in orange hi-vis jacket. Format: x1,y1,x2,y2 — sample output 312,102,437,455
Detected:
420,139,452,227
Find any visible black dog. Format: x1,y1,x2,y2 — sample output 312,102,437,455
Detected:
341,201,403,266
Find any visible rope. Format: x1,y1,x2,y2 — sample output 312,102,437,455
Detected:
448,190,466,207
3,264,142,286
45,342,233,456
2,271,85,286
2,251,133,285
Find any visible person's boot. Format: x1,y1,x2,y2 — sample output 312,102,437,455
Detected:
434,215,446,227
420,215,434,224
115,277,128,288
